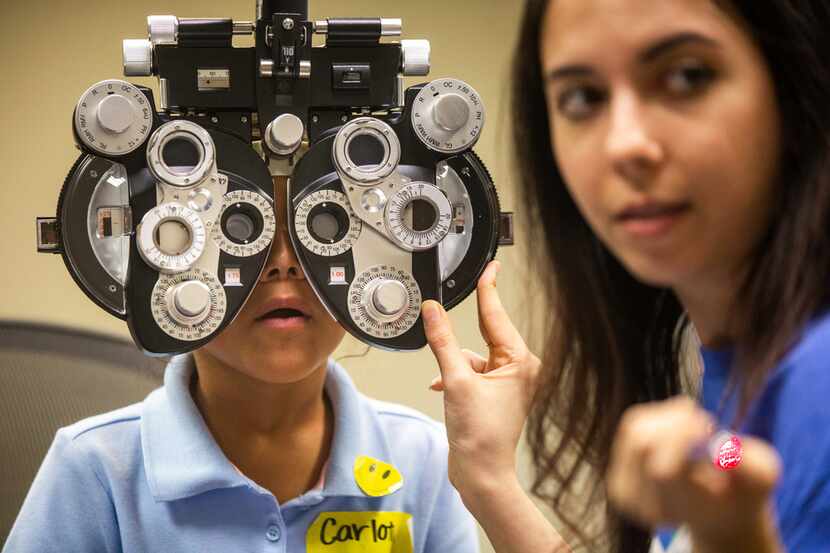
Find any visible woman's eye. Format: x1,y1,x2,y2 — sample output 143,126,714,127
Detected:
556,87,605,121
664,62,716,96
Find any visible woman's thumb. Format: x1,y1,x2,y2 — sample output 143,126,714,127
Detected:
422,300,469,386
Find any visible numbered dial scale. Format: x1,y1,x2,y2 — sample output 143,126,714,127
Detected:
151,269,227,341
294,190,362,256
137,203,207,273
211,189,276,257
347,265,422,339
385,182,452,251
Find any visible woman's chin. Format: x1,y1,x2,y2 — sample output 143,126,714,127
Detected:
618,254,690,290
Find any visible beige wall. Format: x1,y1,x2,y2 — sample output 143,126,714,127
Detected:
0,1,540,551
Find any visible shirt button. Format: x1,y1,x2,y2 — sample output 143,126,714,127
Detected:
266,524,281,542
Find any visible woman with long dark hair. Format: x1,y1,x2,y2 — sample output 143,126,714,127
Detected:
422,1,830,552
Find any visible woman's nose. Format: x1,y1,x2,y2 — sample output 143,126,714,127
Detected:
604,92,665,184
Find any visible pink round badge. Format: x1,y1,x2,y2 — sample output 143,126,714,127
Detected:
710,432,743,471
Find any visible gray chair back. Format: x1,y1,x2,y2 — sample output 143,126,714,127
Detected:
0,321,166,544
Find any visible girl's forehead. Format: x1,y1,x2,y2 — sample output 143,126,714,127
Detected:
541,0,735,62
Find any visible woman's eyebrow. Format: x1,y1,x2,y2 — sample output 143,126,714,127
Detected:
639,31,721,62
544,31,720,83
545,65,593,83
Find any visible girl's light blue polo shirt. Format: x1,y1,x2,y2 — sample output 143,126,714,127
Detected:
4,355,479,552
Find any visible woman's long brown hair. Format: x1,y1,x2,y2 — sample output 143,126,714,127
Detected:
512,1,830,551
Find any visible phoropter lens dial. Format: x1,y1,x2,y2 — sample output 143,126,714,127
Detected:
136,203,206,273
211,190,275,257
333,117,401,185
74,79,153,156
294,190,362,257
385,182,452,251
308,202,349,243
146,120,216,188
221,204,263,244
411,78,485,154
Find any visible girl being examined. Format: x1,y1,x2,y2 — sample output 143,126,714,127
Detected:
5,178,479,553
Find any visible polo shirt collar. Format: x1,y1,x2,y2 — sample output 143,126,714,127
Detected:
141,355,394,502
141,354,247,502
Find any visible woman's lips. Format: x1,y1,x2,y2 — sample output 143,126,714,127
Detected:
615,202,690,238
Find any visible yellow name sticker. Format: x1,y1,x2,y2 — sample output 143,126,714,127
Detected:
307,512,414,553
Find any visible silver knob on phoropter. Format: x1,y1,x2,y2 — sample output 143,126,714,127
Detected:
298,60,312,79
381,18,403,36
371,280,408,317
259,59,274,78
97,94,137,134
75,80,153,155
168,280,211,324
433,93,470,133
122,39,153,76
347,266,422,339
401,39,430,76
265,114,304,156
411,78,485,154
151,271,227,341
148,15,178,45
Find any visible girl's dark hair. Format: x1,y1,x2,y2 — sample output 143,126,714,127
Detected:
513,1,830,551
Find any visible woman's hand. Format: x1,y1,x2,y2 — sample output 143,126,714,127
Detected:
607,397,784,553
421,260,541,498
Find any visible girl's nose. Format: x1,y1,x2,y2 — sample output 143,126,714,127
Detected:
260,176,305,282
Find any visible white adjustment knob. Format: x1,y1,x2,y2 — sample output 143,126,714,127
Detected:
433,93,470,133
371,280,408,317
148,15,178,45
122,39,153,77
170,280,211,323
265,113,304,156
97,94,136,134
401,39,430,76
